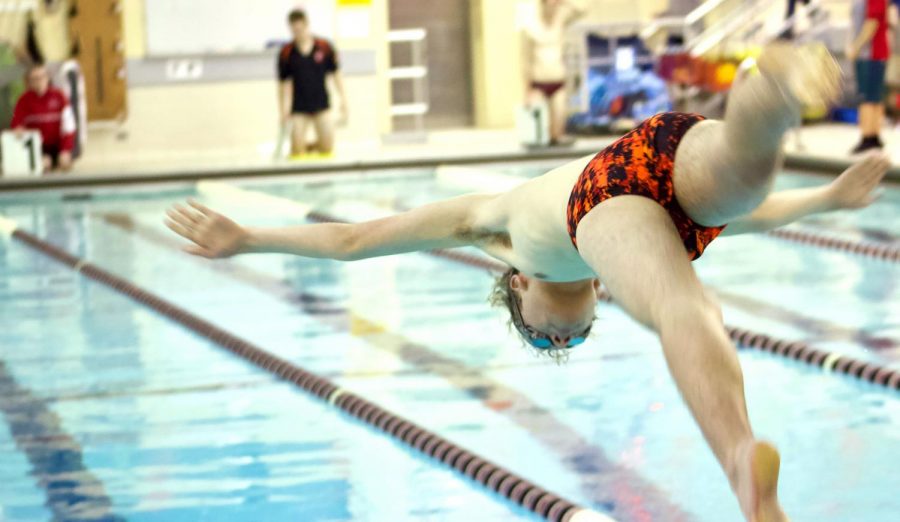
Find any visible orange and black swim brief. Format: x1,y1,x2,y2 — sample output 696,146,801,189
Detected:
566,112,726,260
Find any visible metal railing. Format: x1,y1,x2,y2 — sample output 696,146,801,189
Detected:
386,29,429,142
642,0,844,56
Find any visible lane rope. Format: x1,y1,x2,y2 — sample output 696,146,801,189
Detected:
767,228,900,263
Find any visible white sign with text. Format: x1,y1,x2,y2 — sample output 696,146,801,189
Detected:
1,130,43,178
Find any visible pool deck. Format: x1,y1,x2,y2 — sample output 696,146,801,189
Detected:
0,123,898,191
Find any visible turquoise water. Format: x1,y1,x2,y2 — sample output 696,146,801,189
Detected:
0,165,897,521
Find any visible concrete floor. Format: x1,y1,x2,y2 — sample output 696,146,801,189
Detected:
66,127,615,178
785,122,900,164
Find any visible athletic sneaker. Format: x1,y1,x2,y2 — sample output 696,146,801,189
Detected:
851,137,884,154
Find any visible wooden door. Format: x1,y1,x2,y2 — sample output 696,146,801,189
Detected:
68,0,126,121
388,0,473,128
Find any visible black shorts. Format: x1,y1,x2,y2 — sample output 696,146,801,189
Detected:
42,145,61,168
291,107,329,116
856,60,887,103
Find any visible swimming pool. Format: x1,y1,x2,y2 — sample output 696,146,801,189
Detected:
0,162,897,521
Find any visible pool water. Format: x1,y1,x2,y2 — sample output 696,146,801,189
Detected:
0,164,897,522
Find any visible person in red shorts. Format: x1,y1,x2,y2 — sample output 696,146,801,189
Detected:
167,46,889,522
10,64,76,172
521,0,585,146
848,0,890,153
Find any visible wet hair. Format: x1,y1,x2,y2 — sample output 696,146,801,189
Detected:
287,9,307,24
488,267,570,364
488,268,519,326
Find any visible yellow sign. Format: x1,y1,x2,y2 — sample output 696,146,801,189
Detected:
337,0,371,6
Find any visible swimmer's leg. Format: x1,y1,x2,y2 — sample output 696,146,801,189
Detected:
290,114,312,156
674,44,841,226
576,196,787,522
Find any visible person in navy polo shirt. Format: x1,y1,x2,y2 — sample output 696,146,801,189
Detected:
277,9,348,157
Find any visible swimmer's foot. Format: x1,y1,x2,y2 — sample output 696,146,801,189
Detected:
733,441,789,522
757,43,842,108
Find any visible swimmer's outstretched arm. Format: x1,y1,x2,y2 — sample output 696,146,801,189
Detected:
165,194,495,260
723,152,889,235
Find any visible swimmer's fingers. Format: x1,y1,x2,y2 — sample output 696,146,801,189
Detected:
164,212,210,248
871,156,890,183
164,217,197,243
870,150,890,170
864,150,891,172
171,204,202,226
165,207,201,236
852,185,884,209
187,199,215,217
835,152,890,208
861,156,890,193
183,244,214,258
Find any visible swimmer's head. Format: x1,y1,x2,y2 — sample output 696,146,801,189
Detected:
287,9,310,40
490,268,600,361
26,64,49,96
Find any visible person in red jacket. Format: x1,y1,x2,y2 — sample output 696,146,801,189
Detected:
10,64,76,172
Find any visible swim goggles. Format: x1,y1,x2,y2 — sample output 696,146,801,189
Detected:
508,290,590,349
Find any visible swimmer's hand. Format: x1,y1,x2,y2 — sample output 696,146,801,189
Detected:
826,151,890,210
165,200,248,258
